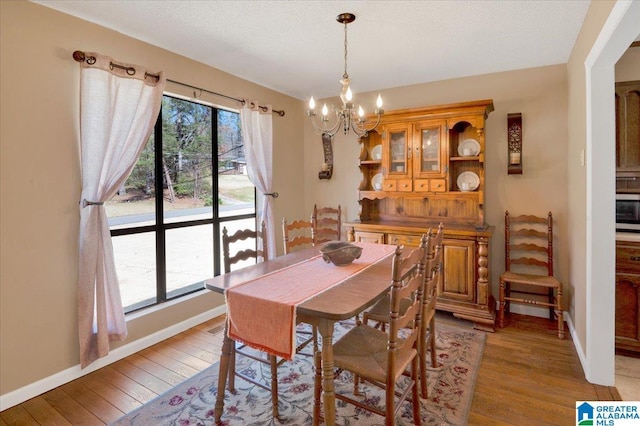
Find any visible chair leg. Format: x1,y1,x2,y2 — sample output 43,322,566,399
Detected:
385,382,395,426
269,355,279,418
419,318,437,399
548,287,554,320
499,278,506,328
411,356,422,426
419,325,427,399
557,287,564,339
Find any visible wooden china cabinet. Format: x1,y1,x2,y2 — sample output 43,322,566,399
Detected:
345,99,496,331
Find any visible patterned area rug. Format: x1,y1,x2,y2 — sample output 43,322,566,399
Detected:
112,322,485,425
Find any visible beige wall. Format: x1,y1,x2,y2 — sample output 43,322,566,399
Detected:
0,0,304,396
304,65,570,320
566,0,617,357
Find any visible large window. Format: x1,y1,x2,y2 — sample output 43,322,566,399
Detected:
105,95,256,313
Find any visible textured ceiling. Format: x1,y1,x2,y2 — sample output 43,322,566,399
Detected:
34,0,592,101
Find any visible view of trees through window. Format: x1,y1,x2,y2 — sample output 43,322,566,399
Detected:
106,95,256,313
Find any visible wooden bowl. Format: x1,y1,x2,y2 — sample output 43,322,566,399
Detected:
319,241,363,266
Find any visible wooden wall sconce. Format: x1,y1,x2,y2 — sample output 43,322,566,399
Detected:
507,113,523,175
318,132,333,179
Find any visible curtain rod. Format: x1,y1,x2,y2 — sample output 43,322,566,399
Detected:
72,50,285,116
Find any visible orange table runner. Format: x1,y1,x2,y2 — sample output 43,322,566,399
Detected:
225,242,396,360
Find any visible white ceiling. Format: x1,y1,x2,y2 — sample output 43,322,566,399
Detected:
34,0,593,101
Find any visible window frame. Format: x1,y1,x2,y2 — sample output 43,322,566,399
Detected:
110,94,257,313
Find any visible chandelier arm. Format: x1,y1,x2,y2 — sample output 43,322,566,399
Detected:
310,113,342,137
350,112,383,137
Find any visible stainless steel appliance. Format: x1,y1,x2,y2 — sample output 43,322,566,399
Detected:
616,193,640,232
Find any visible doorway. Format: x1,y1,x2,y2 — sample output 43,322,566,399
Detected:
587,0,640,386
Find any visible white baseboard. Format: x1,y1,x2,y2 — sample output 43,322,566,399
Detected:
0,305,227,411
564,313,587,375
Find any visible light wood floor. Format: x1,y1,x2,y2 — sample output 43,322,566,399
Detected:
1,313,619,425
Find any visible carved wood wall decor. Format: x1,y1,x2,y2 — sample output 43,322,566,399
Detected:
319,132,333,179
507,113,523,175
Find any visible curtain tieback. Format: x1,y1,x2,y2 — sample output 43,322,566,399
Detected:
82,199,105,208
264,192,279,198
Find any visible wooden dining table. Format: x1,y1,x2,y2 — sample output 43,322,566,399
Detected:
203,243,397,425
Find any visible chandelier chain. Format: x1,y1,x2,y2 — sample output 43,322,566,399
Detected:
343,21,349,80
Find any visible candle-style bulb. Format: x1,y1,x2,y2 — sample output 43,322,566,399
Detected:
346,87,353,102
322,104,328,116
309,96,315,110
376,94,383,108
358,106,364,117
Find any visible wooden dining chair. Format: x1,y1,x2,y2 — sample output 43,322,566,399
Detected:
311,204,342,243
222,221,281,418
419,224,444,398
498,211,564,338
282,217,315,253
281,217,319,356
314,242,428,425
360,224,443,399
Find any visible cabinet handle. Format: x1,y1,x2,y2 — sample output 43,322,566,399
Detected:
630,256,640,261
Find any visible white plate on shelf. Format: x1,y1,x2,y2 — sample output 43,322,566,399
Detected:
371,145,382,160
458,139,480,157
457,171,479,191
371,173,383,191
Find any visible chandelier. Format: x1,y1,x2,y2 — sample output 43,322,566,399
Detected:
307,13,383,138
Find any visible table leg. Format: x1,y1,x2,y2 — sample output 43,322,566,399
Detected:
214,319,233,425
318,318,336,426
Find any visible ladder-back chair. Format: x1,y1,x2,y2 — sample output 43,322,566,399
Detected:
360,224,443,399
222,221,281,418
283,217,315,253
314,242,428,425
311,204,342,243
419,223,443,398
498,211,564,338
280,217,319,355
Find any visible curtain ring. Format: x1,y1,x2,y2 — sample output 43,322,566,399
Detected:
264,192,279,198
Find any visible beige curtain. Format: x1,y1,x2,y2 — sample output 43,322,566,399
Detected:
77,52,165,368
240,101,276,258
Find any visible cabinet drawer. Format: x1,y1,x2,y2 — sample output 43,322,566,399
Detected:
383,180,397,191
617,244,640,274
414,179,429,192
387,233,423,247
430,179,446,192
354,231,385,244
397,179,413,192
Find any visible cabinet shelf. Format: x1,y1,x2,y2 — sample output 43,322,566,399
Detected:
450,156,480,161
